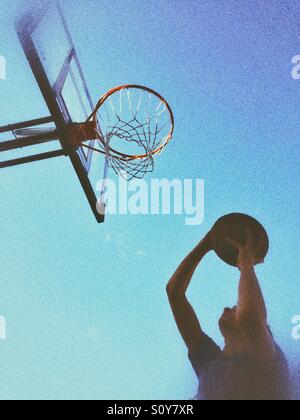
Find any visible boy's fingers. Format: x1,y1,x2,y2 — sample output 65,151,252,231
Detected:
254,236,265,254
226,237,241,249
246,228,254,248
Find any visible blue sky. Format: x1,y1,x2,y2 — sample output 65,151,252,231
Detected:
0,0,299,399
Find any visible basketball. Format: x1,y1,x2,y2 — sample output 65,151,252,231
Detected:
211,213,269,267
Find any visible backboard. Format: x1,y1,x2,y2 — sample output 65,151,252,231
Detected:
15,1,108,223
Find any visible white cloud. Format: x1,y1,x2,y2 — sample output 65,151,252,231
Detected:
87,327,99,339
105,234,112,242
136,251,146,257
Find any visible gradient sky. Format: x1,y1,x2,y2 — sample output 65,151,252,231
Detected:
0,0,299,400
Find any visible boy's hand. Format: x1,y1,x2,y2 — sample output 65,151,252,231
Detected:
226,228,265,270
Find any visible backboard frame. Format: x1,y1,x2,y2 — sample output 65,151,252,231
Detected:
15,1,107,223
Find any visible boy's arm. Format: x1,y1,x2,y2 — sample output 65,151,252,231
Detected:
166,234,212,353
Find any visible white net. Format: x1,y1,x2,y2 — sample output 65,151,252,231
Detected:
87,86,174,180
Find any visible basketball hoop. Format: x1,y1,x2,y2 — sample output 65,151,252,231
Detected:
73,85,175,180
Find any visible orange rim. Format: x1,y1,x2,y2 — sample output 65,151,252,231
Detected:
84,84,175,161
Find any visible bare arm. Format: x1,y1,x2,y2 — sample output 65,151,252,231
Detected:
228,230,275,354
166,234,212,353
228,229,267,324
237,264,267,325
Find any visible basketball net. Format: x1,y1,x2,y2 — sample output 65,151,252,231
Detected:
72,85,175,180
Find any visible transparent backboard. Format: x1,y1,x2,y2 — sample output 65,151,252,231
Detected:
15,1,108,222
